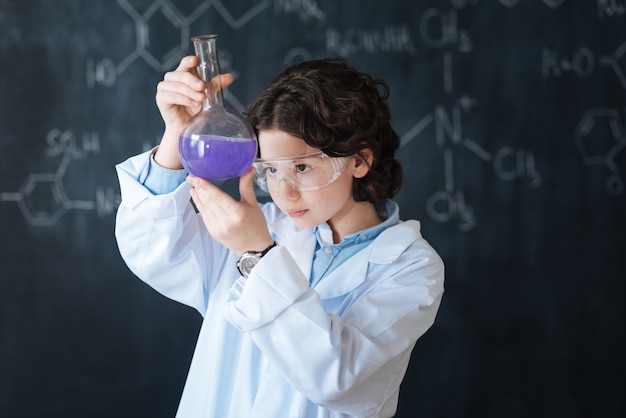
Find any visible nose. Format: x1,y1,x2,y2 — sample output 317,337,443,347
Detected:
275,176,300,201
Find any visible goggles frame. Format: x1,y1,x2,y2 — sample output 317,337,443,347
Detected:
253,151,349,193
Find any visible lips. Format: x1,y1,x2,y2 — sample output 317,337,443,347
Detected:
286,209,308,218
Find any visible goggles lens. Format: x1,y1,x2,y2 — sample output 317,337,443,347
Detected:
253,151,349,192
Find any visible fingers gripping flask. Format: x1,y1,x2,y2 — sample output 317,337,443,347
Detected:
178,35,257,180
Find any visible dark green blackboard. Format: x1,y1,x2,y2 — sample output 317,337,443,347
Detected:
1,1,625,417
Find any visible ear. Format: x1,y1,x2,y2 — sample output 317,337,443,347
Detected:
352,148,374,179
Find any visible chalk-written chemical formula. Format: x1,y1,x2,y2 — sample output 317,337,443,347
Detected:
86,0,272,89
575,108,626,195
0,130,120,227
543,42,626,89
402,96,542,232
3,0,623,230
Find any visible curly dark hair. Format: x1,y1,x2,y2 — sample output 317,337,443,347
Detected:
245,57,403,204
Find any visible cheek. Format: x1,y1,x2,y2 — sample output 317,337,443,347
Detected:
326,172,355,202
270,174,355,227
308,180,354,217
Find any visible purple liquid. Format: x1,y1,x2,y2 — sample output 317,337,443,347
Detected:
179,135,257,180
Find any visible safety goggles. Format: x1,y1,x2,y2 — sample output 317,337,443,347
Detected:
253,151,349,192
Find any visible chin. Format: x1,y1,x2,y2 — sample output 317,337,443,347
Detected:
290,217,320,231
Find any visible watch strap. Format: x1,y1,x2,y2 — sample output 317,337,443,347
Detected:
257,241,277,257
236,241,277,277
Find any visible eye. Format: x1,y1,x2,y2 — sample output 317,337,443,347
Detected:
264,166,278,175
295,164,312,174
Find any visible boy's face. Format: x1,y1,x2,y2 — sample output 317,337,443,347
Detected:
257,129,358,232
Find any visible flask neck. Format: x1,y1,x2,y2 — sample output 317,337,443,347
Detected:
192,35,224,110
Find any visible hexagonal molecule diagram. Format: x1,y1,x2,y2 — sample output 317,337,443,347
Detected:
575,108,626,195
0,129,119,227
0,156,94,227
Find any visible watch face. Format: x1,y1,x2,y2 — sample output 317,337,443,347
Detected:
239,253,261,276
241,256,259,272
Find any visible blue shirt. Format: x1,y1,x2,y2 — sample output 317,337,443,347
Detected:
140,151,187,195
311,202,399,287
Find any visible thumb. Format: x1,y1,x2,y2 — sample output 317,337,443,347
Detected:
239,166,258,206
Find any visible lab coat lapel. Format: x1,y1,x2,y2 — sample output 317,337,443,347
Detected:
270,216,373,299
268,214,419,300
313,221,418,299
270,216,316,280
314,247,372,298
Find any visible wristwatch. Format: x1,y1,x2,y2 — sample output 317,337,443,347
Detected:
236,241,277,277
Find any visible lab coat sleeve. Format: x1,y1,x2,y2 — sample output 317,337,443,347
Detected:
114,151,227,315
224,235,444,416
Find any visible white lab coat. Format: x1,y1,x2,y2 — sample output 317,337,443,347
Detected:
115,151,444,418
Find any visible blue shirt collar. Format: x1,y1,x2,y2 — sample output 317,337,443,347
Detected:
314,201,399,248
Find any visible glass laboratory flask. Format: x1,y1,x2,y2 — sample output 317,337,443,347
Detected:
178,35,257,180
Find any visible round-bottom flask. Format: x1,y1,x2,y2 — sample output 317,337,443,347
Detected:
179,35,257,180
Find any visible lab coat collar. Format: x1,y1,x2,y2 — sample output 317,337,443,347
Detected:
270,211,422,299
314,220,421,298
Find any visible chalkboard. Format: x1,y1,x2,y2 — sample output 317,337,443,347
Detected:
1,1,625,417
